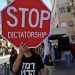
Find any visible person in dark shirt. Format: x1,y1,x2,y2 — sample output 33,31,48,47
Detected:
9,47,18,71
12,42,45,75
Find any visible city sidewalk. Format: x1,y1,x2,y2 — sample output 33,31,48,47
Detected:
52,61,75,75
0,61,75,75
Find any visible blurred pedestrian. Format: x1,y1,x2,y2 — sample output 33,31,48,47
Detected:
9,47,18,75
44,47,54,75
50,43,55,66
40,42,44,62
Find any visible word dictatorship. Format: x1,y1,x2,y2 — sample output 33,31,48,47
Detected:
8,31,47,38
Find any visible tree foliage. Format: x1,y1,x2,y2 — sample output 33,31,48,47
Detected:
7,0,11,4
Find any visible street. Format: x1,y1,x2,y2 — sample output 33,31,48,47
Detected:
52,61,75,75
0,61,75,75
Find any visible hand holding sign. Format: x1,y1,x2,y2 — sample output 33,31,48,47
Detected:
19,42,28,56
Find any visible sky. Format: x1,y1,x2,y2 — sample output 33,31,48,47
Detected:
43,0,52,10
0,0,52,11
0,0,7,10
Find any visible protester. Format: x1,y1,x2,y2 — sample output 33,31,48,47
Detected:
50,43,55,66
64,50,73,68
9,47,18,75
40,42,44,61
12,42,45,75
44,49,54,75
43,38,49,61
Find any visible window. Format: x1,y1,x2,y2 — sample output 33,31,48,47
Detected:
52,17,54,23
56,24,58,28
55,12,57,17
68,21,74,27
71,35,75,42
73,7,75,17
67,6,71,12
59,7,65,13
61,22,67,27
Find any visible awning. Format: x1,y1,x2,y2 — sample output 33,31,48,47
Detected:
48,34,65,40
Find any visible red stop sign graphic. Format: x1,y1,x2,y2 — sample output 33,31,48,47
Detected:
1,0,51,48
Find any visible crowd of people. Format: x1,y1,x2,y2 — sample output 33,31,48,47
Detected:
9,40,56,75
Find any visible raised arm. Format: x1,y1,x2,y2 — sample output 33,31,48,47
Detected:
13,42,28,73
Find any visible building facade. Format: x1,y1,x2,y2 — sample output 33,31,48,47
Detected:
51,0,75,44
69,0,75,27
50,0,75,54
